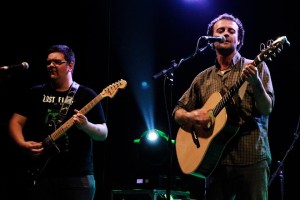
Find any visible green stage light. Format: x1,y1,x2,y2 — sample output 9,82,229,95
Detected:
134,129,175,144
133,129,175,166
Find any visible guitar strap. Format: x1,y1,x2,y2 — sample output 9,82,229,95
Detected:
238,58,252,101
57,81,80,125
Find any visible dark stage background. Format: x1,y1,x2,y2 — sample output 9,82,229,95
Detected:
0,0,299,200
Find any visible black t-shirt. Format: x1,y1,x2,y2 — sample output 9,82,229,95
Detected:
15,82,106,177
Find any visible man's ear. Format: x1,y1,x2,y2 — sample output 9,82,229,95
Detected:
68,62,75,72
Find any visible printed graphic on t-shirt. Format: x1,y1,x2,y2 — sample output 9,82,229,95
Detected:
42,93,72,152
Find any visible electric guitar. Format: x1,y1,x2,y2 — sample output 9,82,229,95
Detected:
21,79,127,186
175,36,290,179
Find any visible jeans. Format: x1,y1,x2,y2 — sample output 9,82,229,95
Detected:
204,160,270,200
31,175,96,200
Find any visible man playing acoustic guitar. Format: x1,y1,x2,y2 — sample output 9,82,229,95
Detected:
173,13,275,200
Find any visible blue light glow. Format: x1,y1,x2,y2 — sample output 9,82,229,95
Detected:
141,81,150,90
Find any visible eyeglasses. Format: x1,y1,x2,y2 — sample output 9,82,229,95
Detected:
46,59,68,66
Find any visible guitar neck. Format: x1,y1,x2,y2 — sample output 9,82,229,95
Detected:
50,93,104,141
214,75,245,116
48,79,127,141
213,51,273,117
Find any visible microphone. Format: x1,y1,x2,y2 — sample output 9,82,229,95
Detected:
0,62,29,71
203,36,226,43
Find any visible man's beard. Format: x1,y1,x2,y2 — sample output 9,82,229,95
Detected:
217,46,235,56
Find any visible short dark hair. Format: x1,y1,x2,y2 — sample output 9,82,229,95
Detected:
207,13,245,51
47,44,75,64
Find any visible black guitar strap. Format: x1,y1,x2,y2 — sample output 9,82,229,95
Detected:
57,81,80,125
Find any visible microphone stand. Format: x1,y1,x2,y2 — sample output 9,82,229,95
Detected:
268,115,300,200
152,43,211,80
152,40,212,200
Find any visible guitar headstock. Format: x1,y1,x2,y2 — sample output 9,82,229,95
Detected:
101,79,127,98
255,36,290,65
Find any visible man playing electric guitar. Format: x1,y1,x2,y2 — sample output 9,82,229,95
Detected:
8,44,108,200
173,13,275,200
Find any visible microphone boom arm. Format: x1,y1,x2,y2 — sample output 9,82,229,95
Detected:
152,43,210,80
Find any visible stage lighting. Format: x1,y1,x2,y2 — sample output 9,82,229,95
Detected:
134,129,174,145
134,129,174,166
